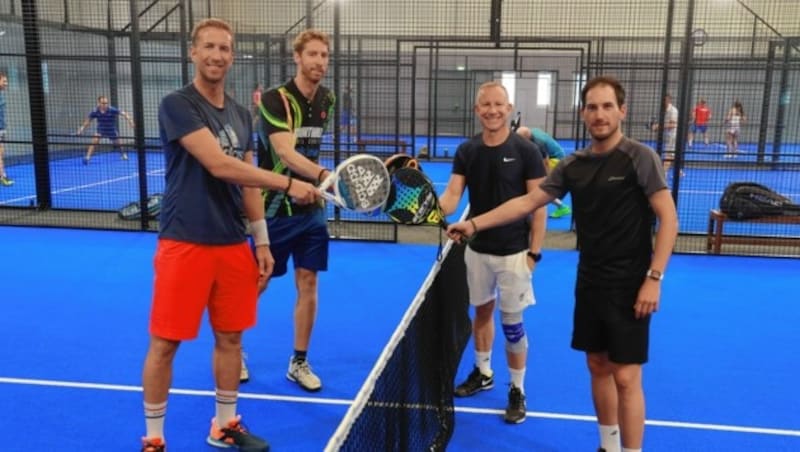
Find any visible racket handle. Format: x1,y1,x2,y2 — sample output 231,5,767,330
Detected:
320,191,345,208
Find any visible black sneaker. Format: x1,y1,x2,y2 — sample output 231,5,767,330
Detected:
504,385,526,424
454,366,494,397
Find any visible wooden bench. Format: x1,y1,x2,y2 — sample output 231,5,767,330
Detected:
706,209,800,254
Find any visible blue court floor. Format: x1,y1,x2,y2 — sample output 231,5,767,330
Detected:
0,226,798,451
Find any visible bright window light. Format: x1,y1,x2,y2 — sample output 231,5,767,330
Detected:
501,71,516,105
537,72,551,106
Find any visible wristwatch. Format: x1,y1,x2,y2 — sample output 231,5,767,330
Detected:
646,269,664,281
527,251,542,263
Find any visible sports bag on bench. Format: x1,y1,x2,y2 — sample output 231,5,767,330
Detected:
719,182,800,220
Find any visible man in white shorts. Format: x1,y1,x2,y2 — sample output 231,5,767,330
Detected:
438,81,547,424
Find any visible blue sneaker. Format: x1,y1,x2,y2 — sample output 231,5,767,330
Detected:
207,416,269,451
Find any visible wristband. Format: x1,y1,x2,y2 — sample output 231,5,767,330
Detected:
249,218,270,246
317,168,328,185
469,218,479,234
285,176,293,192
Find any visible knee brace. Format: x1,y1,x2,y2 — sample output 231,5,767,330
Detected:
501,311,528,354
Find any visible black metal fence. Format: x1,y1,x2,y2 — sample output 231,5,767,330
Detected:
0,0,798,255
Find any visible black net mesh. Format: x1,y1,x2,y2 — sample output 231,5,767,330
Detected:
326,242,471,452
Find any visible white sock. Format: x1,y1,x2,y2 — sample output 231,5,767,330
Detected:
144,401,167,440
509,367,526,394
599,424,621,452
622,449,641,452
475,351,492,376
215,388,238,428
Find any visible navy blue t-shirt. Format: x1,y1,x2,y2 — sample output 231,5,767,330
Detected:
89,106,121,136
158,84,254,245
453,132,546,255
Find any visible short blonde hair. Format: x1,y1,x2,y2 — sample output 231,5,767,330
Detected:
475,81,509,105
191,18,234,46
293,29,330,54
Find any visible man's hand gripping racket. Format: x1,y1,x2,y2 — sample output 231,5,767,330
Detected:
318,154,391,212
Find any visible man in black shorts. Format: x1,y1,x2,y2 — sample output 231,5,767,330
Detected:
447,75,678,452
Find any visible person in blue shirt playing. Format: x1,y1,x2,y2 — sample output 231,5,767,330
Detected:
76,95,135,164
516,126,572,218
0,71,12,186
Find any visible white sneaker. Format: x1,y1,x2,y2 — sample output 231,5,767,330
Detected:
240,350,250,383
286,357,321,392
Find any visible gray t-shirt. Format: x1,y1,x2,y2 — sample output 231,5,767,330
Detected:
541,137,667,286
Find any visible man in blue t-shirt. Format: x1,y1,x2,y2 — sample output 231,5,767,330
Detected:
139,18,319,452
439,81,547,425
449,76,678,452
0,71,12,186
516,126,571,218
76,95,135,164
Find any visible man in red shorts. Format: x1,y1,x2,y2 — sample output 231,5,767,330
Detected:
139,18,319,452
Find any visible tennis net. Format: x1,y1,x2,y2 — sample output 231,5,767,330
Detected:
325,239,471,452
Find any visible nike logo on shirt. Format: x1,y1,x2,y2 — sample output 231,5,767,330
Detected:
503,157,516,163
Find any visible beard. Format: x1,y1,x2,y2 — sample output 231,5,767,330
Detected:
301,65,324,83
589,122,619,142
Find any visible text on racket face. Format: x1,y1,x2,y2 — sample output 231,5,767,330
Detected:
346,164,386,208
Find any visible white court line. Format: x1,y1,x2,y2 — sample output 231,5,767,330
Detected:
1,376,798,438
0,168,165,206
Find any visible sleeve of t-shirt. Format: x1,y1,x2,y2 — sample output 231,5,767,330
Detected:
452,141,469,176
241,106,254,152
158,92,207,143
88,110,99,120
634,147,668,196
109,107,121,116
261,89,291,136
539,155,571,199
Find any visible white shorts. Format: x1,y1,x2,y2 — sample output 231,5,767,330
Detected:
464,247,535,313
665,132,676,152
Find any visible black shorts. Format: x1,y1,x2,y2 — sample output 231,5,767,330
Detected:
571,280,651,364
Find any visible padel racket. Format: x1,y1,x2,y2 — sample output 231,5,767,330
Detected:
318,154,391,212
384,167,447,229
384,153,421,175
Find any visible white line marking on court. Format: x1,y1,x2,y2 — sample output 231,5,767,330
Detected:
1,376,798,437
455,406,800,437
0,169,165,205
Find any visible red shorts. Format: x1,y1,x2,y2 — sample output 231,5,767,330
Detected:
149,239,259,340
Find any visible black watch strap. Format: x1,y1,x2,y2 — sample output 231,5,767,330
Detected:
527,251,542,263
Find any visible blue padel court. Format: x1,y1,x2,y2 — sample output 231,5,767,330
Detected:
1,226,798,451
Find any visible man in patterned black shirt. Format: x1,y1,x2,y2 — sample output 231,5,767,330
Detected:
244,29,336,392
448,75,678,452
